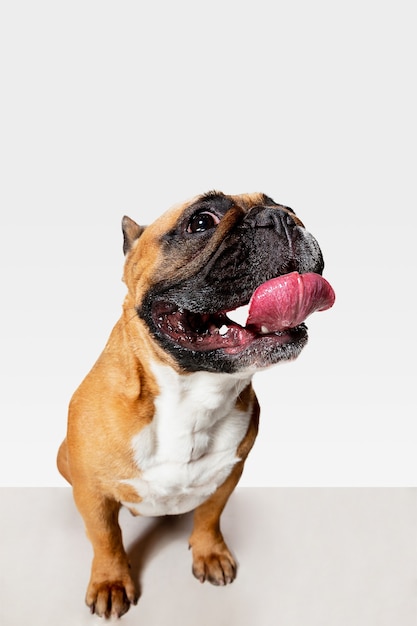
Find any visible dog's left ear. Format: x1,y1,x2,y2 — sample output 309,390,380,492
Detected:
122,216,145,255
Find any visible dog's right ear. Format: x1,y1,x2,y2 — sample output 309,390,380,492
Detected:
122,216,145,255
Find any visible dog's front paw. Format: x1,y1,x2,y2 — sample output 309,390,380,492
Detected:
86,576,138,619
191,542,237,586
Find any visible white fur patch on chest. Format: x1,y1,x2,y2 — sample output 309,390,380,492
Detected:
121,362,253,517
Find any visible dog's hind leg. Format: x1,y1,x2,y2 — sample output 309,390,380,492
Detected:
57,438,72,485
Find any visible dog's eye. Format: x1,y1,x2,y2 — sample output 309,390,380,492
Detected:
187,211,220,234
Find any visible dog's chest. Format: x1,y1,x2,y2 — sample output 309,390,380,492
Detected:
121,364,252,517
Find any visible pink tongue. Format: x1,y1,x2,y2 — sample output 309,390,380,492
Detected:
247,272,335,332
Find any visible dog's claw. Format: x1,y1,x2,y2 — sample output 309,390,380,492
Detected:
192,547,237,587
86,579,138,619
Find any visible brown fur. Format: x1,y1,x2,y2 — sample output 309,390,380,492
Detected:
57,194,268,618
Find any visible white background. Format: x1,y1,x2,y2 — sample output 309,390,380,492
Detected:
0,1,415,487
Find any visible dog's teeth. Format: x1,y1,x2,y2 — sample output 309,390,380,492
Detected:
226,304,250,327
218,325,228,336
261,325,270,334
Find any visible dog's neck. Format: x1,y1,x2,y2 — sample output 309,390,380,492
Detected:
150,360,253,428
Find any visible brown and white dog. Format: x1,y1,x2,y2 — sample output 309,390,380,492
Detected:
57,191,335,618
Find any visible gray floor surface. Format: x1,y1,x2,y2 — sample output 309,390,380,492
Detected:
0,488,416,626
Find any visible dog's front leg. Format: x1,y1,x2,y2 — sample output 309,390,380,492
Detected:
189,461,244,586
189,398,259,587
73,486,138,618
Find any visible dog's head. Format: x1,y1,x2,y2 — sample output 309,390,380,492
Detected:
122,191,334,374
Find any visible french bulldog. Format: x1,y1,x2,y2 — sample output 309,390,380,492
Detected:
57,191,335,618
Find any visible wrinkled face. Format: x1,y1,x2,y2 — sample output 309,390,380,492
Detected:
123,191,331,374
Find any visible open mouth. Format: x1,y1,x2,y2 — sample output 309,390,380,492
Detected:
151,272,335,355
152,300,300,354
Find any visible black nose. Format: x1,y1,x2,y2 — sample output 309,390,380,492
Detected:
244,205,297,236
